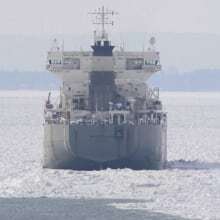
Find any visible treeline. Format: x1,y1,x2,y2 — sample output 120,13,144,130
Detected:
0,69,219,91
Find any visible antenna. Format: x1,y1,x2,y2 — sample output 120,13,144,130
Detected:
61,39,64,51
51,38,60,51
89,6,118,40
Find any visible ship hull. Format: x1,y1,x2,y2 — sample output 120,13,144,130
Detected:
43,122,167,170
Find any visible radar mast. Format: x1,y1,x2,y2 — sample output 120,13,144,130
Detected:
89,6,118,41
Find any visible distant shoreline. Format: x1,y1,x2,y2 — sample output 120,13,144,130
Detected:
0,69,220,91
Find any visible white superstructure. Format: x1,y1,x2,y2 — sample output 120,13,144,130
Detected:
47,43,161,112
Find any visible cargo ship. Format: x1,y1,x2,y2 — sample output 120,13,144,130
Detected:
43,6,167,170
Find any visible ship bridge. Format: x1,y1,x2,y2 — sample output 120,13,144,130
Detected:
46,49,161,81
46,6,161,84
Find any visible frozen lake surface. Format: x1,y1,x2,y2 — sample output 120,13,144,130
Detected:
0,91,219,220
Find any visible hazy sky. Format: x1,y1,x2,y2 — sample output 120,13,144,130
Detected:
0,0,219,71
0,0,219,35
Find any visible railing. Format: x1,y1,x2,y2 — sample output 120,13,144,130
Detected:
137,113,167,126
44,100,167,126
44,109,69,124
69,112,167,127
46,63,80,71
143,64,161,72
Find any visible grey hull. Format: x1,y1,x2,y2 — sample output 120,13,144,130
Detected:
43,123,167,170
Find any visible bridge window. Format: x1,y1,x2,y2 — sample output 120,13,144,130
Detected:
63,57,80,69
126,58,144,70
